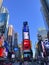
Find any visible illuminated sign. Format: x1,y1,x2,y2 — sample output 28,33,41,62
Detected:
23,27,29,32
14,48,18,51
23,22,29,32
23,50,30,52
23,40,31,50
0,47,4,57
24,32,29,39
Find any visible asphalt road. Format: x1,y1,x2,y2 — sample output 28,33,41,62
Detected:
12,61,39,65
12,61,49,65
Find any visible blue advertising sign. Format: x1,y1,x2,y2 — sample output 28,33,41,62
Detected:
23,22,29,32
23,26,29,32
14,48,19,51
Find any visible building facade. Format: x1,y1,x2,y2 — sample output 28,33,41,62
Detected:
7,25,14,52
41,0,49,30
38,28,47,41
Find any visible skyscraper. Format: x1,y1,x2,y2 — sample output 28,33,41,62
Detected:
14,33,18,47
13,33,21,61
7,25,14,51
38,28,47,40
18,43,23,59
41,0,49,30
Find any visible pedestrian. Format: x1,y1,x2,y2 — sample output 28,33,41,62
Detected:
19,60,22,65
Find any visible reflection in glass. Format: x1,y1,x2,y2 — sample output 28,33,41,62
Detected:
45,0,49,9
0,7,9,34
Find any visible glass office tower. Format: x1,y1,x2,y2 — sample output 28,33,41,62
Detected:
41,0,49,31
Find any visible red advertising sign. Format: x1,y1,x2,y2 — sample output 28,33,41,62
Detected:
0,47,4,57
23,40,31,50
0,47,7,57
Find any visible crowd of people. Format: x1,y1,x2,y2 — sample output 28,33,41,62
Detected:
36,31,49,65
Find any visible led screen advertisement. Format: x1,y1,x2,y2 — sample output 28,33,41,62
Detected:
24,32,29,39
23,40,31,50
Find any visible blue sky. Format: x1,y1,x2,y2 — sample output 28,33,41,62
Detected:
3,0,45,55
